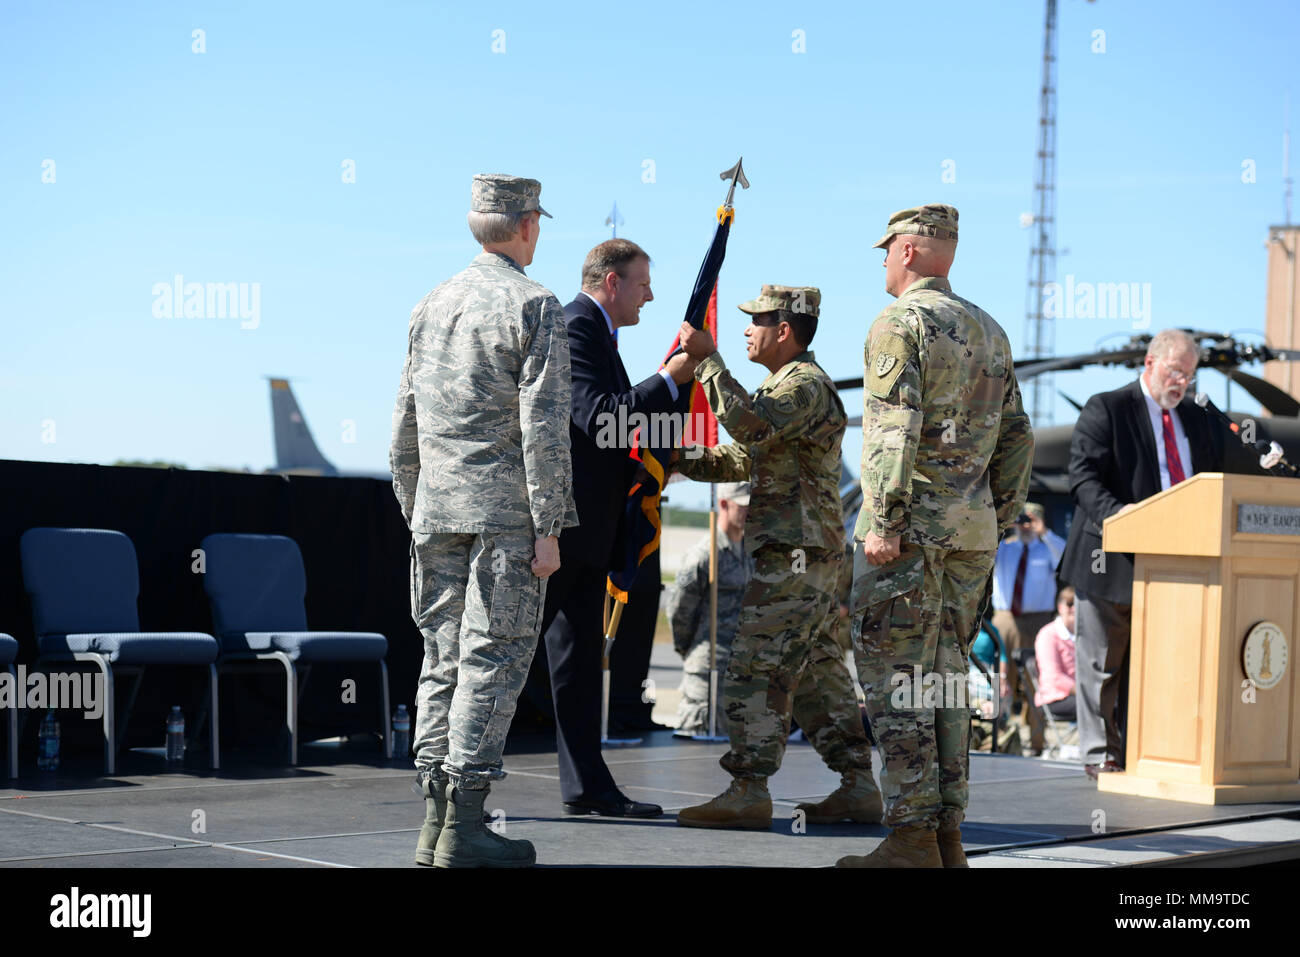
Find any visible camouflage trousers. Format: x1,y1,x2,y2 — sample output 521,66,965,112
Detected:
721,546,873,780
856,546,993,829
409,530,545,790
792,603,872,775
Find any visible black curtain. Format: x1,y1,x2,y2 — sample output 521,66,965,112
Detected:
0,459,424,756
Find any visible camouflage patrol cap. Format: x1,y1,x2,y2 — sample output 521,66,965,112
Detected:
736,285,820,318
871,203,959,249
470,173,552,218
718,481,751,506
1024,502,1045,519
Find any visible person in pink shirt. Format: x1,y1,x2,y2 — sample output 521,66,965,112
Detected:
1034,586,1077,721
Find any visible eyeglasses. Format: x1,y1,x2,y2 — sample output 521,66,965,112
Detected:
1157,357,1196,384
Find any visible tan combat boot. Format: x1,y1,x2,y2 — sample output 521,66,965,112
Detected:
835,825,943,868
795,770,883,824
937,825,968,868
677,778,772,830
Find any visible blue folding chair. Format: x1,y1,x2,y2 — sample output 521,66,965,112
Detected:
1,633,18,779
19,528,220,775
200,534,390,765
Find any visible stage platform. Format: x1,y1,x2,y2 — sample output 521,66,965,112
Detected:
4,730,1300,869
5,646,1300,869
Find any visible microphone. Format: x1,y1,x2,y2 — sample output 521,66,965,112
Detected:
1194,392,1289,472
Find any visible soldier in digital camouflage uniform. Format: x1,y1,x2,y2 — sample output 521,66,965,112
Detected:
672,285,881,830
391,173,577,868
839,204,1033,868
669,482,755,737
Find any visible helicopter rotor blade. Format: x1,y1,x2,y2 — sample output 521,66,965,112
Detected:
1015,348,1147,379
1224,368,1300,417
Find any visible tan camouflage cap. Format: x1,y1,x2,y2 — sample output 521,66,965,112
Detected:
718,481,751,506
471,173,552,218
1024,502,1045,519
871,203,959,249
736,284,820,318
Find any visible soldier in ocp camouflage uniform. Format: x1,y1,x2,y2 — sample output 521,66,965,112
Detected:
391,173,577,868
838,204,1033,868
788,540,881,824
672,285,882,830
671,491,871,816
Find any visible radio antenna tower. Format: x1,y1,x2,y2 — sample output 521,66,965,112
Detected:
1024,0,1060,426
605,201,624,238
1285,92,1293,226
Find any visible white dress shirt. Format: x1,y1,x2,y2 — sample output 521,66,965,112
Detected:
1138,375,1193,490
581,291,678,401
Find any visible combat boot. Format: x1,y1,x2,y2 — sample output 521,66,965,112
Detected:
937,824,969,868
677,777,772,830
413,772,448,867
434,782,536,868
835,825,943,868
795,769,883,824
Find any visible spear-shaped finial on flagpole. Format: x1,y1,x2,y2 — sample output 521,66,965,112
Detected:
717,157,750,223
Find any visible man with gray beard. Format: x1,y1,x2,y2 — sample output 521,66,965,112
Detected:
1058,328,1260,781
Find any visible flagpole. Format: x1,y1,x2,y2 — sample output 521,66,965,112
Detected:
601,590,641,747
696,482,727,742
708,482,720,737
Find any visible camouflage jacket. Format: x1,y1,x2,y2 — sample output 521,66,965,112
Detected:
855,276,1033,553
678,350,846,552
667,532,755,655
390,251,579,537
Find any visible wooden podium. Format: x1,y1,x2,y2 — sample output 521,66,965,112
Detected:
1097,472,1300,804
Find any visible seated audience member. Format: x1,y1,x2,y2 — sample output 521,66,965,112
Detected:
1034,586,1077,722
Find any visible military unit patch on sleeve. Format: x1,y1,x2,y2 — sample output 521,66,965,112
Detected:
867,333,913,399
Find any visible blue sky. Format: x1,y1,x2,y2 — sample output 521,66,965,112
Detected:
2,0,1297,510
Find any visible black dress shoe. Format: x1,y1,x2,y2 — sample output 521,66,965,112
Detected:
1084,760,1123,781
610,714,673,733
562,791,663,818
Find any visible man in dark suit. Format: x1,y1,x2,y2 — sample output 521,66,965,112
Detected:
540,238,697,816
1059,329,1258,779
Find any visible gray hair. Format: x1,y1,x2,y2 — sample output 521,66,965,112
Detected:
467,210,526,245
1145,329,1198,361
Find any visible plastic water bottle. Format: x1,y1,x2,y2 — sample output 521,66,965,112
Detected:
37,711,60,771
165,706,186,765
391,705,410,763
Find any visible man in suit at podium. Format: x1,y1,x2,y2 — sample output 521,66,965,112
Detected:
1058,329,1257,780
538,238,697,817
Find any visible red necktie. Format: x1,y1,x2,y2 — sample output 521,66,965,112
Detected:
1161,409,1186,485
1010,545,1029,617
